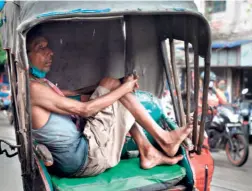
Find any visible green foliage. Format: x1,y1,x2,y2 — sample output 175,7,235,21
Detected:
0,38,6,65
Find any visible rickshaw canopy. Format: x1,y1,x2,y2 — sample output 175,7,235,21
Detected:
0,1,211,97
1,1,210,56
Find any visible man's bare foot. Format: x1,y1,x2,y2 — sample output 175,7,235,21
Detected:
140,145,183,169
157,126,193,157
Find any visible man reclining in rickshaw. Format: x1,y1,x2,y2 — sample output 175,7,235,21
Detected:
28,32,193,177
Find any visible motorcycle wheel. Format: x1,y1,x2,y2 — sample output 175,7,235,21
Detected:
225,134,249,167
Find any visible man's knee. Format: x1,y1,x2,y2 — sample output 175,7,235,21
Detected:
99,77,121,90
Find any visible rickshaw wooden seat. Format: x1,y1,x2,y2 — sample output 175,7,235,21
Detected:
50,158,186,191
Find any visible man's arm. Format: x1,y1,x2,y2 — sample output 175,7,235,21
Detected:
30,78,137,118
60,89,90,102
61,78,124,101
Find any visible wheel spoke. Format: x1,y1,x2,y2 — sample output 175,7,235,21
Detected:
233,151,236,160
237,137,245,151
236,150,241,158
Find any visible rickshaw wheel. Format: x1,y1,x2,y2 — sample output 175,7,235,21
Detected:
225,134,249,167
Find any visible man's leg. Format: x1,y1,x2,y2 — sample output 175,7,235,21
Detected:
129,123,183,169
120,92,192,157
99,77,192,157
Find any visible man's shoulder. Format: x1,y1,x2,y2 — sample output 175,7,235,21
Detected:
30,81,51,95
30,80,42,90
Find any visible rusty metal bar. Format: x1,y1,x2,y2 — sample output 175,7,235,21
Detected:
168,38,193,150
184,18,191,125
161,40,181,126
159,16,193,150
197,54,211,154
169,39,186,127
185,42,191,123
184,18,194,152
124,16,134,75
193,19,199,151
7,52,21,128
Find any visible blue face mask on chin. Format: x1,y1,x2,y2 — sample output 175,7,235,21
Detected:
29,65,47,78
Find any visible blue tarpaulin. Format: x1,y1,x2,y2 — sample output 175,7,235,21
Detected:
177,39,252,50
212,40,252,49
0,0,5,12
0,91,8,97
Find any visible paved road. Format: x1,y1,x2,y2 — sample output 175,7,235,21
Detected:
0,112,23,191
211,146,252,191
0,111,252,191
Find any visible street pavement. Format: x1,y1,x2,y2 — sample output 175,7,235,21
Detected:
0,111,251,191
0,112,23,191
211,146,252,191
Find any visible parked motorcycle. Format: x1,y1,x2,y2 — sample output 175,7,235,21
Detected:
206,105,249,167
237,88,252,141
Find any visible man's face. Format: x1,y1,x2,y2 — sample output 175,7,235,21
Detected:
28,37,54,72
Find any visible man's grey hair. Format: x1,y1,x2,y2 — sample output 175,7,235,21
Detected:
26,25,43,53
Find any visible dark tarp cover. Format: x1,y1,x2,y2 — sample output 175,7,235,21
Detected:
0,1,211,96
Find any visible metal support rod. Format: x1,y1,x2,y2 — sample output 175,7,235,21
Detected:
25,69,35,177
197,57,211,154
6,52,12,94
192,19,199,151
9,54,21,127
204,165,209,191
161,40,181,126
6,52,21,156
124,16,134,75
185,42,191,123
168,39,193,150
184,17,191,125
169,39,186,127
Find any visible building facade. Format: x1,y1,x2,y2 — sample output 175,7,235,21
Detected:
188,0,252,101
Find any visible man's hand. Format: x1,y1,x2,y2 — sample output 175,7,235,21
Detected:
123,74,139,93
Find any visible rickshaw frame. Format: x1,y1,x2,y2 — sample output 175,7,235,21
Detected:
1,1,211,190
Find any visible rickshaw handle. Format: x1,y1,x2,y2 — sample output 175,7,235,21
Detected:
0,139,20,158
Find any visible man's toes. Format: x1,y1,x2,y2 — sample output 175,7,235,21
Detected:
184,126,193,134
163,154,184,165
178,127,193,140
